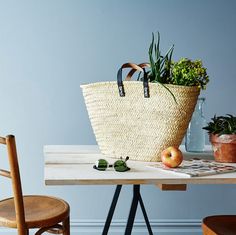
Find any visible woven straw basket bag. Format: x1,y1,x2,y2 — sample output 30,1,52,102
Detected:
81,63,200,162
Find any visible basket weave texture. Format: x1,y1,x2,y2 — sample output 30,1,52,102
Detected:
81,81,199,162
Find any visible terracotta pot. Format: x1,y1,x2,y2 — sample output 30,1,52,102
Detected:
210,134,236,163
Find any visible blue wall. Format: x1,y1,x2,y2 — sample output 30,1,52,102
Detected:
0,0,236,234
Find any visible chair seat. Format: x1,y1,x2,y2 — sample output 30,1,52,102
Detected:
0,195,69,228
202,215,236,235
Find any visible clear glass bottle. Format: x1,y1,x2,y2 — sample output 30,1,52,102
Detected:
185,97,206,152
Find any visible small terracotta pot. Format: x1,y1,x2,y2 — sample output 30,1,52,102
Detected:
210,134,236,163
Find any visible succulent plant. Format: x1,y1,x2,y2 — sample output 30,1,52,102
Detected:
203,114,236,135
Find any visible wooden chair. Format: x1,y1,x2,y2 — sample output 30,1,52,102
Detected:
0,135,70,235
202,215,236,235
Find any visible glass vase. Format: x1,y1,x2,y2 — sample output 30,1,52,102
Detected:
185,97,206,152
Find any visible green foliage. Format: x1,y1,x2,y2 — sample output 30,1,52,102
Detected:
147,32,176,101
203,114,236,135
138,32,210,102
148,32,174,84
171,58,209,89
147,33,209,90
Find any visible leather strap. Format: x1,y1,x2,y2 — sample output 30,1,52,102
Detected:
117,63,149,98
121,63,144,72
125,63,150,81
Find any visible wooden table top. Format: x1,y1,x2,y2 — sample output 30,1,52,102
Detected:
44,145,236,187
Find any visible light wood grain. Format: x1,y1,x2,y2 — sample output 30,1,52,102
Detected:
44,145,236,186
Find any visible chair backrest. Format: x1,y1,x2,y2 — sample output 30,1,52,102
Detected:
0,135,27,233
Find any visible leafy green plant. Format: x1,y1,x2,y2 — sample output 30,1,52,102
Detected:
203,114,236,135
147,32,176,101
146,33,209,89
148,32,174,84
137,32,210,102
171,58,209,89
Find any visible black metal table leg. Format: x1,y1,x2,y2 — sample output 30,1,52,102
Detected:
102,184,153,235
124,185,153,235
102,185,122,235
138,190,153,235
124,185,140,235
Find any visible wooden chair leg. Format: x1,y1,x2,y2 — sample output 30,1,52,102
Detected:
63,216,70,235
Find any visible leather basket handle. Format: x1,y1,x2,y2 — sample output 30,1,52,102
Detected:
125,63,150,81
117,63,149,98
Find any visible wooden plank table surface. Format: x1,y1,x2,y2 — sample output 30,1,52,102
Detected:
44,145,236,234
44,145,236,187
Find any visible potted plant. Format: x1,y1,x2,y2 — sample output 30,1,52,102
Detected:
203,114,236,162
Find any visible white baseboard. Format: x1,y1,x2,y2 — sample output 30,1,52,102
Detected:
0,219,202,234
